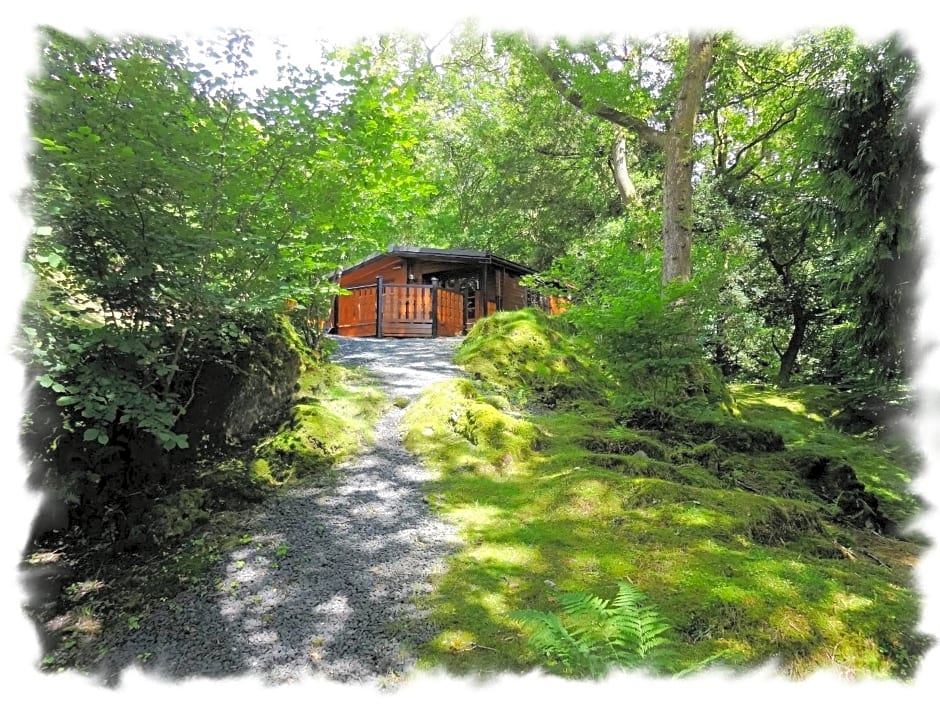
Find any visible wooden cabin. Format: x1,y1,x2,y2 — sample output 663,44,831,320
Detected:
330,246,566,338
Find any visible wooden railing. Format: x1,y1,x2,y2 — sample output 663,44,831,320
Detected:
335,278,570,337
336,284,379,337
336,278,467,338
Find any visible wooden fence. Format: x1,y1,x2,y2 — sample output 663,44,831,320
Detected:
335,278,568,338
336,278,466,338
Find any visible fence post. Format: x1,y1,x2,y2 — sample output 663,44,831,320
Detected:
430,277,440,337
375,276,384,338
461,285,468,334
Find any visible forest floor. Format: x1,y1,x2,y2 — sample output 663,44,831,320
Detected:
24,321,933,686
398,310,932,681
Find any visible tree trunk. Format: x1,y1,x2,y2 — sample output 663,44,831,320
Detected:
662,130,695,285
661,33,715,285
777,304,809,386
533,33,714,286
609,130,639,206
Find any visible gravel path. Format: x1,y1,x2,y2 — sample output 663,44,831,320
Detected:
96,336,463,687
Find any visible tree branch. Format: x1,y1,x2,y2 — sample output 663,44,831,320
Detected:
725,107,799,175
532,47,666,148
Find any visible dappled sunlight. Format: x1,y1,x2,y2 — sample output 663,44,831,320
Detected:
394,319,928,680
767,607,814,642
467,542,541,568
829,591,874,612
750,571,799,601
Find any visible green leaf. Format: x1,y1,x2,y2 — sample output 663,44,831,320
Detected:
56,396,80,406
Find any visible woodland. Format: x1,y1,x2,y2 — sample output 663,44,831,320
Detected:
17,23,931,682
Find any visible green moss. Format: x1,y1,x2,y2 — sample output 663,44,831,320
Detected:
577,425,671,460
249,458,276,486
731,384,922,526
151,488,209,544
622,406,785,453
251,362,385,483
401,331,927,681
403,378,539,472
615,354,735,413
398,304,928,681
257,404,353,480
456,309,610,407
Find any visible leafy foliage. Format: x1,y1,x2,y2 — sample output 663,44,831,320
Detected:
811,35,923,384
22,27,429,451
511,582,675,678
535,221,731,411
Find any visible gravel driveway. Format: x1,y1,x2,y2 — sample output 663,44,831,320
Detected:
96,335,464,687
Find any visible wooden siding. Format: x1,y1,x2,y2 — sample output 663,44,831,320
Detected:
381,283,433,337
501,270,527,311
335,282,467,338
341,256,407,287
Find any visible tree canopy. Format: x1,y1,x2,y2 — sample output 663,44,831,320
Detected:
20,22,923,466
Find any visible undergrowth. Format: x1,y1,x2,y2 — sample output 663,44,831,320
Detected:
404,309,930,681
511,582,676,678
27,358,385,674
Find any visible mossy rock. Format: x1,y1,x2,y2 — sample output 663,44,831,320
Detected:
403,378,540,470
450,399,539,460
717,454,821,504
671,440,724,469
784,451,893,534
619,478,825,545
197,458,272,506
255,402,357,481
578,426,670,460
588,452,725,489
150,488,209,544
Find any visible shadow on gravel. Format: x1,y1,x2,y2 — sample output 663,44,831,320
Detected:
94,337,462,687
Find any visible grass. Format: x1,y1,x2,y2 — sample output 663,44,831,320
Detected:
402,312,930,681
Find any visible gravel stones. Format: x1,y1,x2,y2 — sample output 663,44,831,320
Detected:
96,336,463,687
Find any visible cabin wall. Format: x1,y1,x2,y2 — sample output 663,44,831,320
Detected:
340,256,408,287
501,269,528,311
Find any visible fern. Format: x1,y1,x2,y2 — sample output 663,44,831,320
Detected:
511,582,676,678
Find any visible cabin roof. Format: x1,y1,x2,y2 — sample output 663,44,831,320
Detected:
339,245,537,278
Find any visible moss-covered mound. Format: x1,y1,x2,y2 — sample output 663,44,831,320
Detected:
456,309,610,407
403,378,540,473
402,311,928,681
253,365,384,483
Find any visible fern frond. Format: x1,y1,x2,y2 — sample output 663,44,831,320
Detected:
612,581,646,611
513,582,677,678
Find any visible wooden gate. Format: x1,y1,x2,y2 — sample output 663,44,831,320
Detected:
335,278,467,337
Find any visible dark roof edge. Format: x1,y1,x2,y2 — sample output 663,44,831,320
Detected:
389,245,537,274
339,245,538,277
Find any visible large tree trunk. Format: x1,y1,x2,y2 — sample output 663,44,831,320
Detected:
661,33,715,285
533,33,714,286
662,131,695,285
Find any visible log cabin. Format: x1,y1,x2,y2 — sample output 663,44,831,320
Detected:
329,245,566,337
